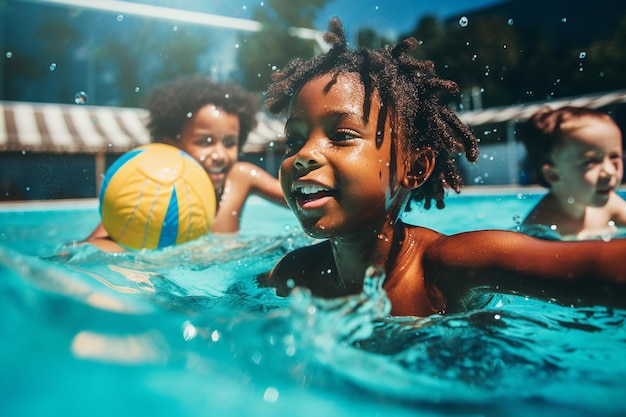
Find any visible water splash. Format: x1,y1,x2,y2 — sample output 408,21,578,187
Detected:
289,265,391,349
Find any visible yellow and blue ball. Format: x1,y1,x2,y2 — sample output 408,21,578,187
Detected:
99,143,215,250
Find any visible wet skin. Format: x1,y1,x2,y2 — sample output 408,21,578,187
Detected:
547,118,623,210
165,104,286,233
267,72,626,316
86,103,286,245
167,104,240,197
524,116,626,238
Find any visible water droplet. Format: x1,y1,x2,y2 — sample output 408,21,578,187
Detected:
5,51,13,58
286,87,294,96
263,387,279,403
186,111,193,118
459,16,469,27
134,86,140,93
250,350,262,364
507,18,514,25
116,14,124,22
561,17,567,23
74,91,88,104
578,51,587,59
172,26,178,32
567,197,575,204
211,329,220,342
49,63,56,71
512,214,522,224
181,321,197,341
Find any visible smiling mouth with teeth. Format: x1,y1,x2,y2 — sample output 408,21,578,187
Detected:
295,185,334,206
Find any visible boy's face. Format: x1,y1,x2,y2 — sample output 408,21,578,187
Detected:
167,104,240,191
545,117,623,208
280,72,409,239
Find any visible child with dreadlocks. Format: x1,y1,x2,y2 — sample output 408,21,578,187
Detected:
262,18,626,317
85,75,286,250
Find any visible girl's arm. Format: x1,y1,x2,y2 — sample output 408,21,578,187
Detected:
242,162,287,207
424,230,626,310
212,162,286,233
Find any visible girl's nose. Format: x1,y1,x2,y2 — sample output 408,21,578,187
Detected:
293,139,322,171
209,145,226,163
294,155,320,170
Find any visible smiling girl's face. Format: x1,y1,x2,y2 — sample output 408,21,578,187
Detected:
167,104,240,192
545,116,623,208
280,72,410,239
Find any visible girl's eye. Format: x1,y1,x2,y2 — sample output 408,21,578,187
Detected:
223,137,238,148
195,136,214,146
284,133,305,154
329,130,358,143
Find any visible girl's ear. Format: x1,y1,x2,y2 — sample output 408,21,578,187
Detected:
402,147,436,190
541,163,561,185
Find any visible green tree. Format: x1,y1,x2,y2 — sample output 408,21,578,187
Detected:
150,27,212,86
403,15,521,109
356,27,393,49
93,22,212,107
569,14,626,95
235,0,330,93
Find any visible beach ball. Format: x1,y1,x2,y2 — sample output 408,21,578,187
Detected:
99,143,215,250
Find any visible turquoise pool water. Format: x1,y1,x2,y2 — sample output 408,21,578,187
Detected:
1,189,625,417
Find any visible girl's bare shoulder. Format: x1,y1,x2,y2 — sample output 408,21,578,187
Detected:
265,240,331,295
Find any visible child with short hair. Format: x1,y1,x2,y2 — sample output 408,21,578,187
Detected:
521,106,626,240
86,75,286,248
263,18,626,317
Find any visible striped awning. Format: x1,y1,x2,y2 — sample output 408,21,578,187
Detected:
458,88,626,126
0,101,151,154
0,100,285,154
244,111,286,153
3,89,625,155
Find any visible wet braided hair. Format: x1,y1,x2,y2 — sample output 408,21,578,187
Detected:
145,74,260,152
265,18,478,210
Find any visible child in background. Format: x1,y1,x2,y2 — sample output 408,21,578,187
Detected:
86,75,286,248
263,18,626,317
520,106,626,240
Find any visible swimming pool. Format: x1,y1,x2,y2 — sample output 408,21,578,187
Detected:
1,188,625,417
